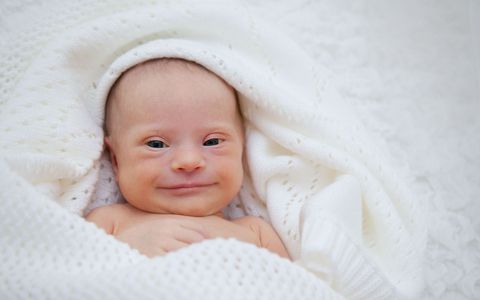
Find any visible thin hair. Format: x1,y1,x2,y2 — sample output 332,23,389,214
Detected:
104,58,240,136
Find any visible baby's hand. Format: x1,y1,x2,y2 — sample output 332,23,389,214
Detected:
115,216,208,257
86,204,208,258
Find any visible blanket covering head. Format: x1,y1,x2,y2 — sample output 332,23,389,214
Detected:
0,1,426,299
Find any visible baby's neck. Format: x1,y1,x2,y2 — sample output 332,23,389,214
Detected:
124,202,228,219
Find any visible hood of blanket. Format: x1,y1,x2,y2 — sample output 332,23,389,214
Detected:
0,1,426,298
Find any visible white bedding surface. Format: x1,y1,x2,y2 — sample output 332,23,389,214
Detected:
1,1,479,299
249,1,480,298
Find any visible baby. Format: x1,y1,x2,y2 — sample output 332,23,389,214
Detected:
86,58,290,259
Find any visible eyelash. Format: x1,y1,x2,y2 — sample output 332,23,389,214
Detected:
146,140,168,149
203,138,221,147
145,137,224,149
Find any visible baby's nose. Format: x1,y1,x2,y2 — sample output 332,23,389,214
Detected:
171,147,206,172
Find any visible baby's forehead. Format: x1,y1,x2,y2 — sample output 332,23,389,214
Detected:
107,59,206,117
120,58,210,83
111,58,236,109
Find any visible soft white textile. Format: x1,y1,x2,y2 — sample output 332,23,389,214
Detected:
0,1,428,299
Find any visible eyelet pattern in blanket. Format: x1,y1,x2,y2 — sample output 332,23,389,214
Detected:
0,0,426,299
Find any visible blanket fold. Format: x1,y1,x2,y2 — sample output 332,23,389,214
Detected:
0,1,425,299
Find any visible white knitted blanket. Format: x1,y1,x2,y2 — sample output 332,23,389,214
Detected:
0,1,426,299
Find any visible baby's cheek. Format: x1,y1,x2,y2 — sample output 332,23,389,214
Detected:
136,160,167,185
221,158,243,191
120,161,149,187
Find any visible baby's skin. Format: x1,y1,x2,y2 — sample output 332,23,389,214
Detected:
87,203,289,258
86,58,289,259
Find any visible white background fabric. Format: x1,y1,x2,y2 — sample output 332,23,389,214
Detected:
243,1,480,299
1,0,479,299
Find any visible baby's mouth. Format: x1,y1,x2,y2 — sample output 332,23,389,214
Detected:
164,183,215,189
160,182,217,195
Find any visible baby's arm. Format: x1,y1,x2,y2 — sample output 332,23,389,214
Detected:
85,204,207,257
234,216,290,259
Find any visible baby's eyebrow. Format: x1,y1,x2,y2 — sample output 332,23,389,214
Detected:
132,120,239,135
203,125,239,135
203,119,239,129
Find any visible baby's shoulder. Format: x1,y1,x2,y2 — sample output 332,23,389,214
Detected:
86,203,132,218
231,215,272,239
233,215,290,259
85,203,132,234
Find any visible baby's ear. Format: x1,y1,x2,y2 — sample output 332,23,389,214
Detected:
104,137,119,180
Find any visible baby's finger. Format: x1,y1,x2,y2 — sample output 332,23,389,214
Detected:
175,225,207,244
163,239,190,253
177,220,210,239
142,247,167,258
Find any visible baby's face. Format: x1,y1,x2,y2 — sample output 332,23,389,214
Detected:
106,61,244,216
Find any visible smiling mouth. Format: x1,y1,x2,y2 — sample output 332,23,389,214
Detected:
161,183,216,194
164,183,215,189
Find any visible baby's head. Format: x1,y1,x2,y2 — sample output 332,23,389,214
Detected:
105,58,244,216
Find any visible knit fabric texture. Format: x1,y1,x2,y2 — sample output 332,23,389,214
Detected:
0,1,426,299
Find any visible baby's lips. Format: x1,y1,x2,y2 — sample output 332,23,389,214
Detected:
162,182,216,189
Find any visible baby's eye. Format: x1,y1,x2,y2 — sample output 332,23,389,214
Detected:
203,138,222,147
146,140,168,149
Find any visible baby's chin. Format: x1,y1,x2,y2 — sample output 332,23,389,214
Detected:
130,198,227,217
165,204,225,217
